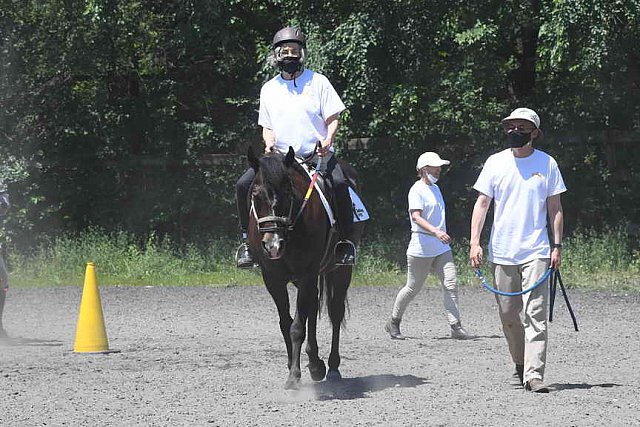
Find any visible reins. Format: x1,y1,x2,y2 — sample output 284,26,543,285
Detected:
292,154,322,227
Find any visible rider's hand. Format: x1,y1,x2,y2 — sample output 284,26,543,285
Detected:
469,243,483,268
434,230,451,244
317,138,332,157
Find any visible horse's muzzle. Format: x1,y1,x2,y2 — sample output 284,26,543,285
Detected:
262,232,286,259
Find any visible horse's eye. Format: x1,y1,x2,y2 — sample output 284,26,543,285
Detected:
252,186,263,198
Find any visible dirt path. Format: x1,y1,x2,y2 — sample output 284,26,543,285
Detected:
1,284,639,426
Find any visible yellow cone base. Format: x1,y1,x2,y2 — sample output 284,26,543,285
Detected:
73,262,115,354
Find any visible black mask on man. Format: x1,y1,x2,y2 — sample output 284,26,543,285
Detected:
279,58,302,75
507,131,532,148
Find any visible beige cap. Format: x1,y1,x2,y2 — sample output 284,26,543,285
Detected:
416,152,450,170
501,107,540,128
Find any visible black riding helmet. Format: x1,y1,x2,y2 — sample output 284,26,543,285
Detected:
272,26,305,48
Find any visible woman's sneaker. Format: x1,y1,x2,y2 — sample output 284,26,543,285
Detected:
384,318,405,340
450,322,472,340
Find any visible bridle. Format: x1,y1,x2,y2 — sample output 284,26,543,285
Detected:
251,154,321,235
251,196,296,233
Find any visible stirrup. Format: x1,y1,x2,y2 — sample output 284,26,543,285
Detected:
335,239,356,266
235,243,254,269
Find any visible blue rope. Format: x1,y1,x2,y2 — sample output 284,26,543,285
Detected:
475,267,553,296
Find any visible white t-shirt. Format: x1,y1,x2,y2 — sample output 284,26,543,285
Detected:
406,180,451,258
473,148,567,265
258,69,346,157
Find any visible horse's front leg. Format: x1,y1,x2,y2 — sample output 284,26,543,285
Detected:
263,272,293,371
305,277,326,382
326,267,351,381
285,275,317,389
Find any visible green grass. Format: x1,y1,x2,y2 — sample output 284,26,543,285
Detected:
6,227,640,292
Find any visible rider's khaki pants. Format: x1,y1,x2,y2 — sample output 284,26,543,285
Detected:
492,258,550,385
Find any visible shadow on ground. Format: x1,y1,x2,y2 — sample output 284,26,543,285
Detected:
551,382,622,391
0,336,64,347
309,374,428,401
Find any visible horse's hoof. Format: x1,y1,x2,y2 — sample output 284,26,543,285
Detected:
326,369,342,381
307,359,327,382
284,377,300,390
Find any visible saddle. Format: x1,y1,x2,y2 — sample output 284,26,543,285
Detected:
295,155,368,227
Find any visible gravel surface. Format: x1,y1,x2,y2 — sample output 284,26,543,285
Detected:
1,284,639,426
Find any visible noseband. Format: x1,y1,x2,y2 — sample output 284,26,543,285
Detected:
251,198,295,233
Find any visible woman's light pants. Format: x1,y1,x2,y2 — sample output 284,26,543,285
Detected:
392,251,461,325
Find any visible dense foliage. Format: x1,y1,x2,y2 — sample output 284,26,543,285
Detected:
2,0,639,250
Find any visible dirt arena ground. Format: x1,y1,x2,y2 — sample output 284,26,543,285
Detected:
1,283,639,426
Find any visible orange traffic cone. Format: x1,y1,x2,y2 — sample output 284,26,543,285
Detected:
73,262,117,353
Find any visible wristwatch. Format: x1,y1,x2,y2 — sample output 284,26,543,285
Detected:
551,243,562,249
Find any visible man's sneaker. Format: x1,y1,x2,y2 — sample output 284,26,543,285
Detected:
384,318,405,340
450,322,472,340
524,378,550,393
235,243,254,269
514,364,524,384
335,240,356,265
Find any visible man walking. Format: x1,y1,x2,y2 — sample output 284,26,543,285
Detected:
469,107,566,392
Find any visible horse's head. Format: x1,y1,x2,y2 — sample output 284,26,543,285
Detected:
248,146,296,260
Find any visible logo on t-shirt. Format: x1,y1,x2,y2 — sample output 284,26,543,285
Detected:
302,86,315,98
531,172,543,179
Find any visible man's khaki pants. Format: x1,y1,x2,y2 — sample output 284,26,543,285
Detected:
492,258,550,384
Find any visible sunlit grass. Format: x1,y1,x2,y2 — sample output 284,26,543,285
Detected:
7,227,639,292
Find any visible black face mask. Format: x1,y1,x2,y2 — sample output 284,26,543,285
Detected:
279,58,302,75
507,131,532,148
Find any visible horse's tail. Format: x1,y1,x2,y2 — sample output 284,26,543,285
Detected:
318,271,350,327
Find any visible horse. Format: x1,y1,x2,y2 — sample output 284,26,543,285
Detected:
246,146,363,390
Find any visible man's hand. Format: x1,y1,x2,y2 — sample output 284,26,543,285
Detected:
551,247,562,269
469,243,483,268
317,138,332,157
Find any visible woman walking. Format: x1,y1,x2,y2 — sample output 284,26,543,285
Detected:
385,152,471,340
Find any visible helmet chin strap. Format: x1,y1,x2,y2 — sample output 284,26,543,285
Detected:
280,66,303,87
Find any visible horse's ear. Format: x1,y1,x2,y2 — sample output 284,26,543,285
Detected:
284,146,295,168
248,146,260,171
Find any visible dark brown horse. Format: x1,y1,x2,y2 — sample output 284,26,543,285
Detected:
246,147,363,389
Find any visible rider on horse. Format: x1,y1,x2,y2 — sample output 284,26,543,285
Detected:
235,26,356,268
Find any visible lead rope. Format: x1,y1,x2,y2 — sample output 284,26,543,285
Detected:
550,269,579,331
475,267,552,296
476,267,579,331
